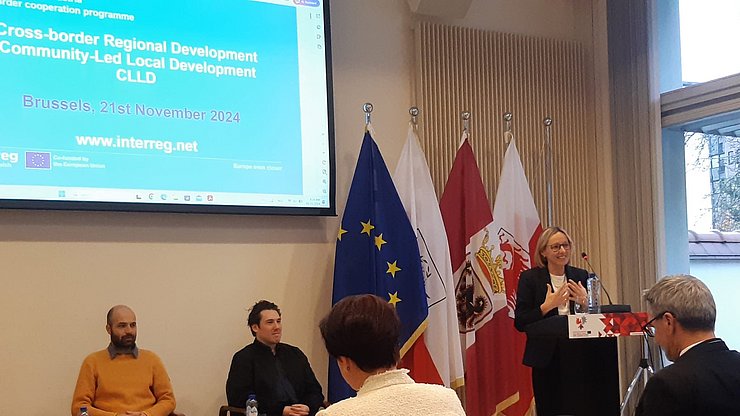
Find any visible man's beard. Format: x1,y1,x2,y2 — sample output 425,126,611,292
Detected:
112,334,136,348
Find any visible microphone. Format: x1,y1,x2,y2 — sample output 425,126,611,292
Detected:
580,252,614,305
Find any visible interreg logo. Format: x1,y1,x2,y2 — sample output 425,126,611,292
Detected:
294,0,320,6
0,151,19,164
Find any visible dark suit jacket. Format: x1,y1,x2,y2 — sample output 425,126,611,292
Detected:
226,339,324,416
514,265,589,368
635,338,740,416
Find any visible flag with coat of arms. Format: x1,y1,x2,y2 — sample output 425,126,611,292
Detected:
440,132,537,415
487,136,539,415
329,128,428,403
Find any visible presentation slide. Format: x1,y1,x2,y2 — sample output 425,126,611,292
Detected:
0,0,334,214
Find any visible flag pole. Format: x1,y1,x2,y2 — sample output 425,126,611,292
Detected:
363,102,373,131
409,106,419,131
544,116,554,227
461,111,471,136
503,112,513,144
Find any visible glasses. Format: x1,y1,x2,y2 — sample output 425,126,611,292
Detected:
642,311,672,337
548,242,571,252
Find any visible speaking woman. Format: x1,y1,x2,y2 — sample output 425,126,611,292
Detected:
514,226,589,416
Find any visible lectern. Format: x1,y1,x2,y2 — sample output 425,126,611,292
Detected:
524,311,648,416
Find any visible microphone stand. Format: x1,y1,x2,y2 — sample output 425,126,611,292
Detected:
581,252,615,305
619,332,655,415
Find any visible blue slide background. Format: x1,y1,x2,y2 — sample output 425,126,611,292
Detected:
0,0,303,194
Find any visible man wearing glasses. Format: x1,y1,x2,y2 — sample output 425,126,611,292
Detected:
636,275,740,416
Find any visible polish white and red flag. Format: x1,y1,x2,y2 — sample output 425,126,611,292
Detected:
394,124,465,389
440,133,538,416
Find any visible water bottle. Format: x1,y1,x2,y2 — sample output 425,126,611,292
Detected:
246,394,258,416
587,273,601,313
79,407,89,416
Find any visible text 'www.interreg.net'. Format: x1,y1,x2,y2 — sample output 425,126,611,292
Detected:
75,134,199,154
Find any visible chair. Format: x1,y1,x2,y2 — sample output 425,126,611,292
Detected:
218,405,246,416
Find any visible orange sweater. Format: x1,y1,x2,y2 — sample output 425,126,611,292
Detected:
71,349,176,416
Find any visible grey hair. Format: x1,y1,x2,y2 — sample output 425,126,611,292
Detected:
643,275,716,331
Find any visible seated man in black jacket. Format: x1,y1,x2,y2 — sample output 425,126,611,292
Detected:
227,300,324,416
636,275,740,416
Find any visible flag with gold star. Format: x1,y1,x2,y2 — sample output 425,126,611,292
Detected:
329,130,428,402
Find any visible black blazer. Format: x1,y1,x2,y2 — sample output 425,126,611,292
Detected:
636,338,740,416
226,340,325,416
514,265,589,368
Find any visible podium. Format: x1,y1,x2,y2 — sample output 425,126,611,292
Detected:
524,311,648,416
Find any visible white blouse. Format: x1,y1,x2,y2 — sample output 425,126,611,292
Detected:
550,273,570,315
317,369,465,416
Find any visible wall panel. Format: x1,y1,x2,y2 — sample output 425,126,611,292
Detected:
415,21,596,254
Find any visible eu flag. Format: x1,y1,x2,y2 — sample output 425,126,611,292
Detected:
329,131,428,402
25,151,51,170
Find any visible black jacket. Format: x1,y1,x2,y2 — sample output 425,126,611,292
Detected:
226,339,324,416
514,265,589,367
636,338,740,416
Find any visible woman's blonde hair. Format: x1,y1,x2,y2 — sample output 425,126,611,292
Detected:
534,226,574,268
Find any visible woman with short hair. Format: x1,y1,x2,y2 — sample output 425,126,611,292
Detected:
317,294,465,416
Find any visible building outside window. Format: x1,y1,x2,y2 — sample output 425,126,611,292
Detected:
677,0,740,349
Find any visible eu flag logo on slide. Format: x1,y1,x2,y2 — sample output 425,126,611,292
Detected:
25,152,51,170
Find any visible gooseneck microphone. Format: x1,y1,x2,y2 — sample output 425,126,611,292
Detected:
581,251,614,305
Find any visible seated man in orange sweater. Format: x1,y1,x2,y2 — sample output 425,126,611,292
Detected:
71,305,176,416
